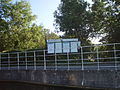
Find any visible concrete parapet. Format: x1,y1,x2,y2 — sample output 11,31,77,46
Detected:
0,70,119,89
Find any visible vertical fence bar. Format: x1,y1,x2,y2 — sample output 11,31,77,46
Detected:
17,52,20,70
44,50,46,70
8,53,10,70
81,47,84,70
96,45,100,70
114,43,117,70
67,52,70,70
25,51,27,70
34,51,36,70
0,53,1,70
55,52,57,70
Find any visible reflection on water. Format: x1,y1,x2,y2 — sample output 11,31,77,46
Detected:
0,81,97,90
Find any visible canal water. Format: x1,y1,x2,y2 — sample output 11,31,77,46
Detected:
0,81,102,90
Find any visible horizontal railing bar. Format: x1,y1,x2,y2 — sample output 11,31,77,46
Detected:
36,60,44,61
99,66,117,67
57,63,69,65
0,43,120,70
81,43,120,48
82,57,117,61
0,50,48,55
83,50,115,54
36,55,44,57
82,50,120,54
69,63,82,65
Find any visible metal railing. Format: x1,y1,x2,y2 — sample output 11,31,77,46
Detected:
0,43,120,70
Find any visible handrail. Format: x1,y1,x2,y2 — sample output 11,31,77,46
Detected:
0,43,120,70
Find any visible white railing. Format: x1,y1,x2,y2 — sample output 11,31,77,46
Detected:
0,43,120,70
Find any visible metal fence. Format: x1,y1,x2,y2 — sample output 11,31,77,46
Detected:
0,43,120,70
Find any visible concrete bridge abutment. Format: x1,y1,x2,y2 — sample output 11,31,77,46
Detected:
0,70,119,89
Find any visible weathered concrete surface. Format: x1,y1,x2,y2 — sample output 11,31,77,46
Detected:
0,70,119,88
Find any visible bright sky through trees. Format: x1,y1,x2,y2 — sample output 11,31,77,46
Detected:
28,0,61,32
12,0,101,44
13,0,92,32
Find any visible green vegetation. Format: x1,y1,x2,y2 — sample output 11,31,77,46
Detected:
54,0,92,45
0,0,59,52
91,0,120,43
0,0,120,61
54,0,120,44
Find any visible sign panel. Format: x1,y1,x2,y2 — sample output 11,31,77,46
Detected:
63,42,70,53
47,43,54,53
47,38,80,53
71,42,78,52
55,43,62,53
62,39,78,42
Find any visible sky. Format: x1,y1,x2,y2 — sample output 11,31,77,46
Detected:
13,0,100,43
28,0,61,32
18,0,92,33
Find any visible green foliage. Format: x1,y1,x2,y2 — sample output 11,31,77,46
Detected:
91,0,120,43
42,29,59,40
54,0,120,44
0,0,59,52
0,0,39,52
54,0,92,45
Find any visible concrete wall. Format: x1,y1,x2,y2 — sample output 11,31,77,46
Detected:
0,70,119,88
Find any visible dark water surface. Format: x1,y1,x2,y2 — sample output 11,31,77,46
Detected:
0,81,109,90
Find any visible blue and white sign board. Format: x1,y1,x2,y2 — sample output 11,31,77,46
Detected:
55,43,62,53
71,42,78,52
47,39,80,53
63,42,70,53
47,43,54,53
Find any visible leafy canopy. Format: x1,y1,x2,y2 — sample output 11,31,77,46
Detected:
0,0,59,52
54,0,92,45
54,0,120,44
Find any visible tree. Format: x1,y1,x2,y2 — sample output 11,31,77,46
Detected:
42,29,59,40
54,0,92,45
91,0,120,43
104,0,120,43
0,0,44,52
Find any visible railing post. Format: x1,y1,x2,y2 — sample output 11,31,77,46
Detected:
55,52,57,70
25,51,27,70
96,45,100,70
8,53,10,70
0,53,1,70
81,47,84,70
44,50,46,70
34,51,36,70
67,52,70,70
17,52,20,70
114,43,117,70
